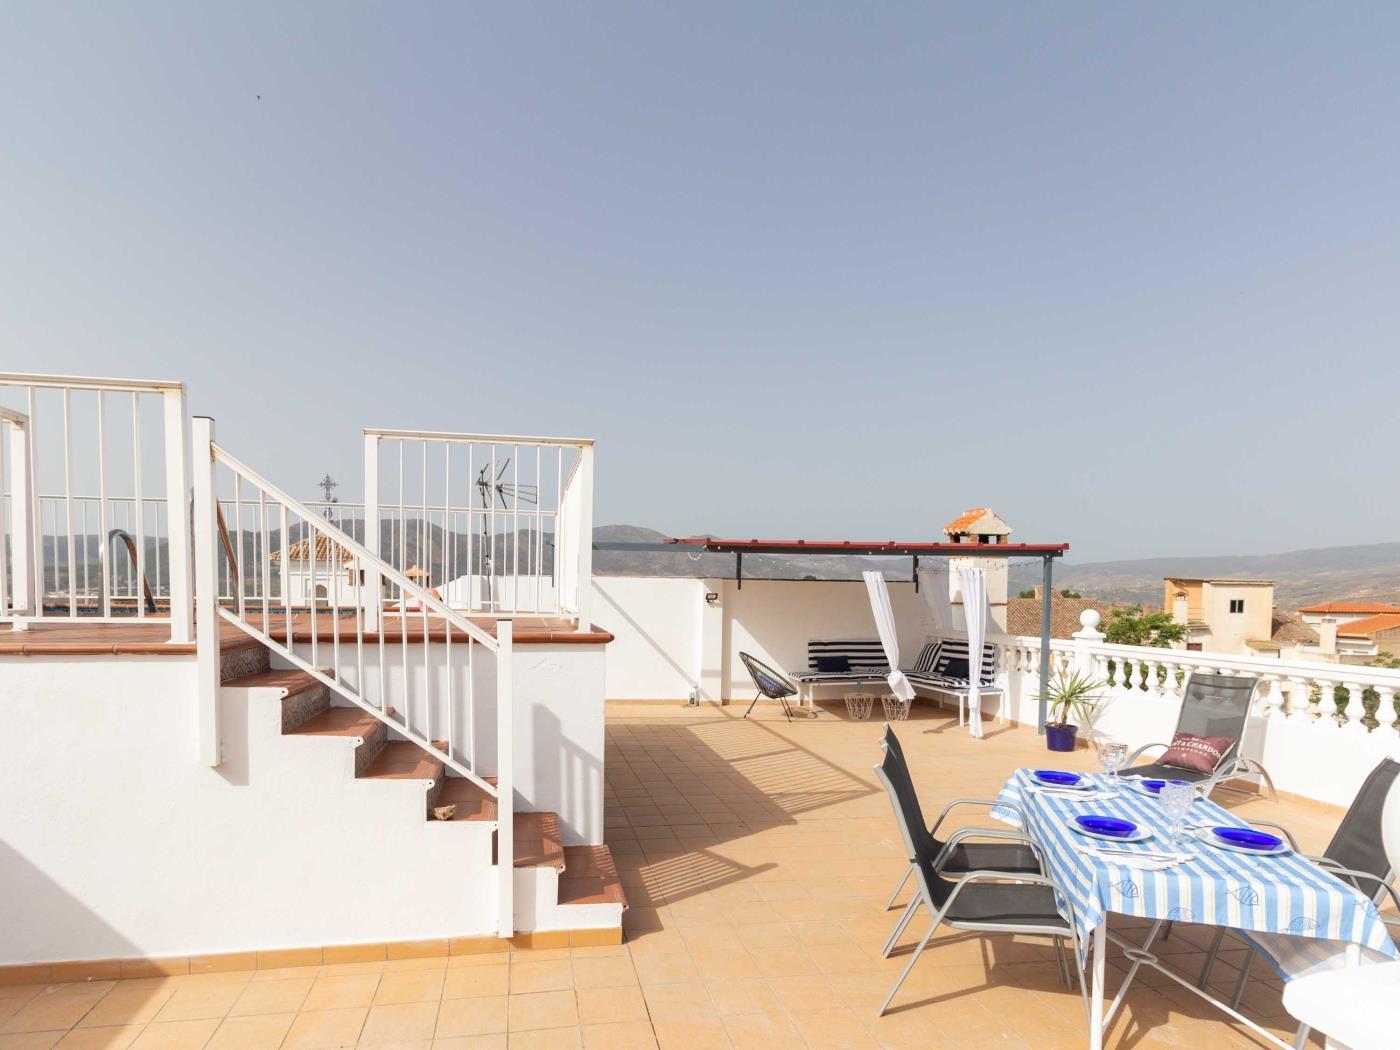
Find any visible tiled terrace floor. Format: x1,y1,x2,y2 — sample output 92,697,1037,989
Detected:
0,701,1375,1049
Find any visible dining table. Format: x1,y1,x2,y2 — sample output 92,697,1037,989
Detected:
991,767,1398,1050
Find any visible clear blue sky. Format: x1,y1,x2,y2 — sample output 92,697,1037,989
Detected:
4,3,1397,562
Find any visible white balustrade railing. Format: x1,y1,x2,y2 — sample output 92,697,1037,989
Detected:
193,418,515,936
983,619,1400,807
0,374,192,641
362,428,593,625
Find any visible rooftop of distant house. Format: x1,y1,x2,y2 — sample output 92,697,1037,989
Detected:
1165,576,1275,587
1297,600,1400,616
1337,613,1400,638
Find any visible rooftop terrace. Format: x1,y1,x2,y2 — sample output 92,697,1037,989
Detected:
1,701,1361,1048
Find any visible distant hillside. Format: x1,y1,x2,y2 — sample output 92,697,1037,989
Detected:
593,525,910,581
1008,542,1400,609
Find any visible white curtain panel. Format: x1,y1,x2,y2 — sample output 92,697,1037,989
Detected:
956,565,988,739
916,564,953,633
863,571,915,702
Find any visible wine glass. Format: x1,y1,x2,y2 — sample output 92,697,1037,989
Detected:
1160,780,1194,845
1098,741,1128,790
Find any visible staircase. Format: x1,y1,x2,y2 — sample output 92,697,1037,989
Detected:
220,649,626,946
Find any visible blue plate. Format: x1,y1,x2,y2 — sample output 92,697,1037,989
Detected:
1033,770,1085,789
1070,815,1147,842
1211,827,1284,851
1129,778,1166,797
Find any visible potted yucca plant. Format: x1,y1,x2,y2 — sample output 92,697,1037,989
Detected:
1038,670,1106,752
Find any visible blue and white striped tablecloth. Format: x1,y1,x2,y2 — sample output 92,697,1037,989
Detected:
992,768,1398,974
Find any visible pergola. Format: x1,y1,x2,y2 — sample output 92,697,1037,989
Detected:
592,534,1071,731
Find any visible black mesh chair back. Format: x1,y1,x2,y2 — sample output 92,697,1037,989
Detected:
1325,758,1400,888
1175,673,1258,742
883,723,907,766
876,742,951,911
739,651,798,720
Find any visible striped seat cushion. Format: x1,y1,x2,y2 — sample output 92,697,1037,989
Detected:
911,638,999,689
789,639,889,683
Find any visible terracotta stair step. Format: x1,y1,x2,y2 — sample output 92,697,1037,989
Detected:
360,740,447,783
511,811,565,871
432,777,498,822
289,706,392,739
558,844,628,909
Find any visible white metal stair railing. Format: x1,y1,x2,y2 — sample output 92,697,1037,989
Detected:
190,417,516,936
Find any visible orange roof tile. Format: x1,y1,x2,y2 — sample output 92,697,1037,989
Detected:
1296,601,1400,615
270,534,354,564
943,508,989,534
1336,613,1400,637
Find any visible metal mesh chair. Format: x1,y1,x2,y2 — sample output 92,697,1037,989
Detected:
1120,672,1271,797
879,724,1043,953
874,736,1086,1016
1198,758,1400,1018
739,651,798,721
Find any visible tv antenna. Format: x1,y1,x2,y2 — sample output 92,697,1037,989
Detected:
474,458,538,604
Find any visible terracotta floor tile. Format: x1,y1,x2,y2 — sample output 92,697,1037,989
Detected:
574,987,647,1028
568,960,636,991
374,972,447,1006
629,956,698,989
508,964,573,996
76,989,176,1029
505,1029,582,1049
226,978,313,1017
281,1007,369,1049
0,1033,64,1050
2,991,109,1034
434,997,508,1038
151,985,244,1026
359,1002,440,1043
580,1020,657,1050
650,1019,730,1050
431,1036,507,1050
53,1027,144,1050
721,1011,804,1050
127,1019,221,1049
506,992,576,1033
203,1012,294,1050
442,968,510,1001
302,974,381,1011
639,982,715,1022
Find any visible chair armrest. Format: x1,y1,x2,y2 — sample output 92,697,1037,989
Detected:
1126,743,1171,765
930,798,1019,837
1309,862,1400,913
934,827,1046,874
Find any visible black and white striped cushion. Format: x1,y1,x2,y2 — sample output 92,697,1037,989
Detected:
804,638,888,671
910,641,942,674
927,638,999,686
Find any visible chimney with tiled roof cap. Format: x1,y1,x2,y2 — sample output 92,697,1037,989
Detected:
942,508,1012,629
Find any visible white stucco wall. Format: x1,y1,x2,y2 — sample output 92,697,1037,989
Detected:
591,576,940,702
593,577,705,700
0,655,496,966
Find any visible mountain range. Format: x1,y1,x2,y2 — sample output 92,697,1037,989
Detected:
595,527,1400,611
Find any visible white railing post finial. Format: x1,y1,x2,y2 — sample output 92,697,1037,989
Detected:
1072,609,1105,680
191,416,221,766
496,617,514,939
